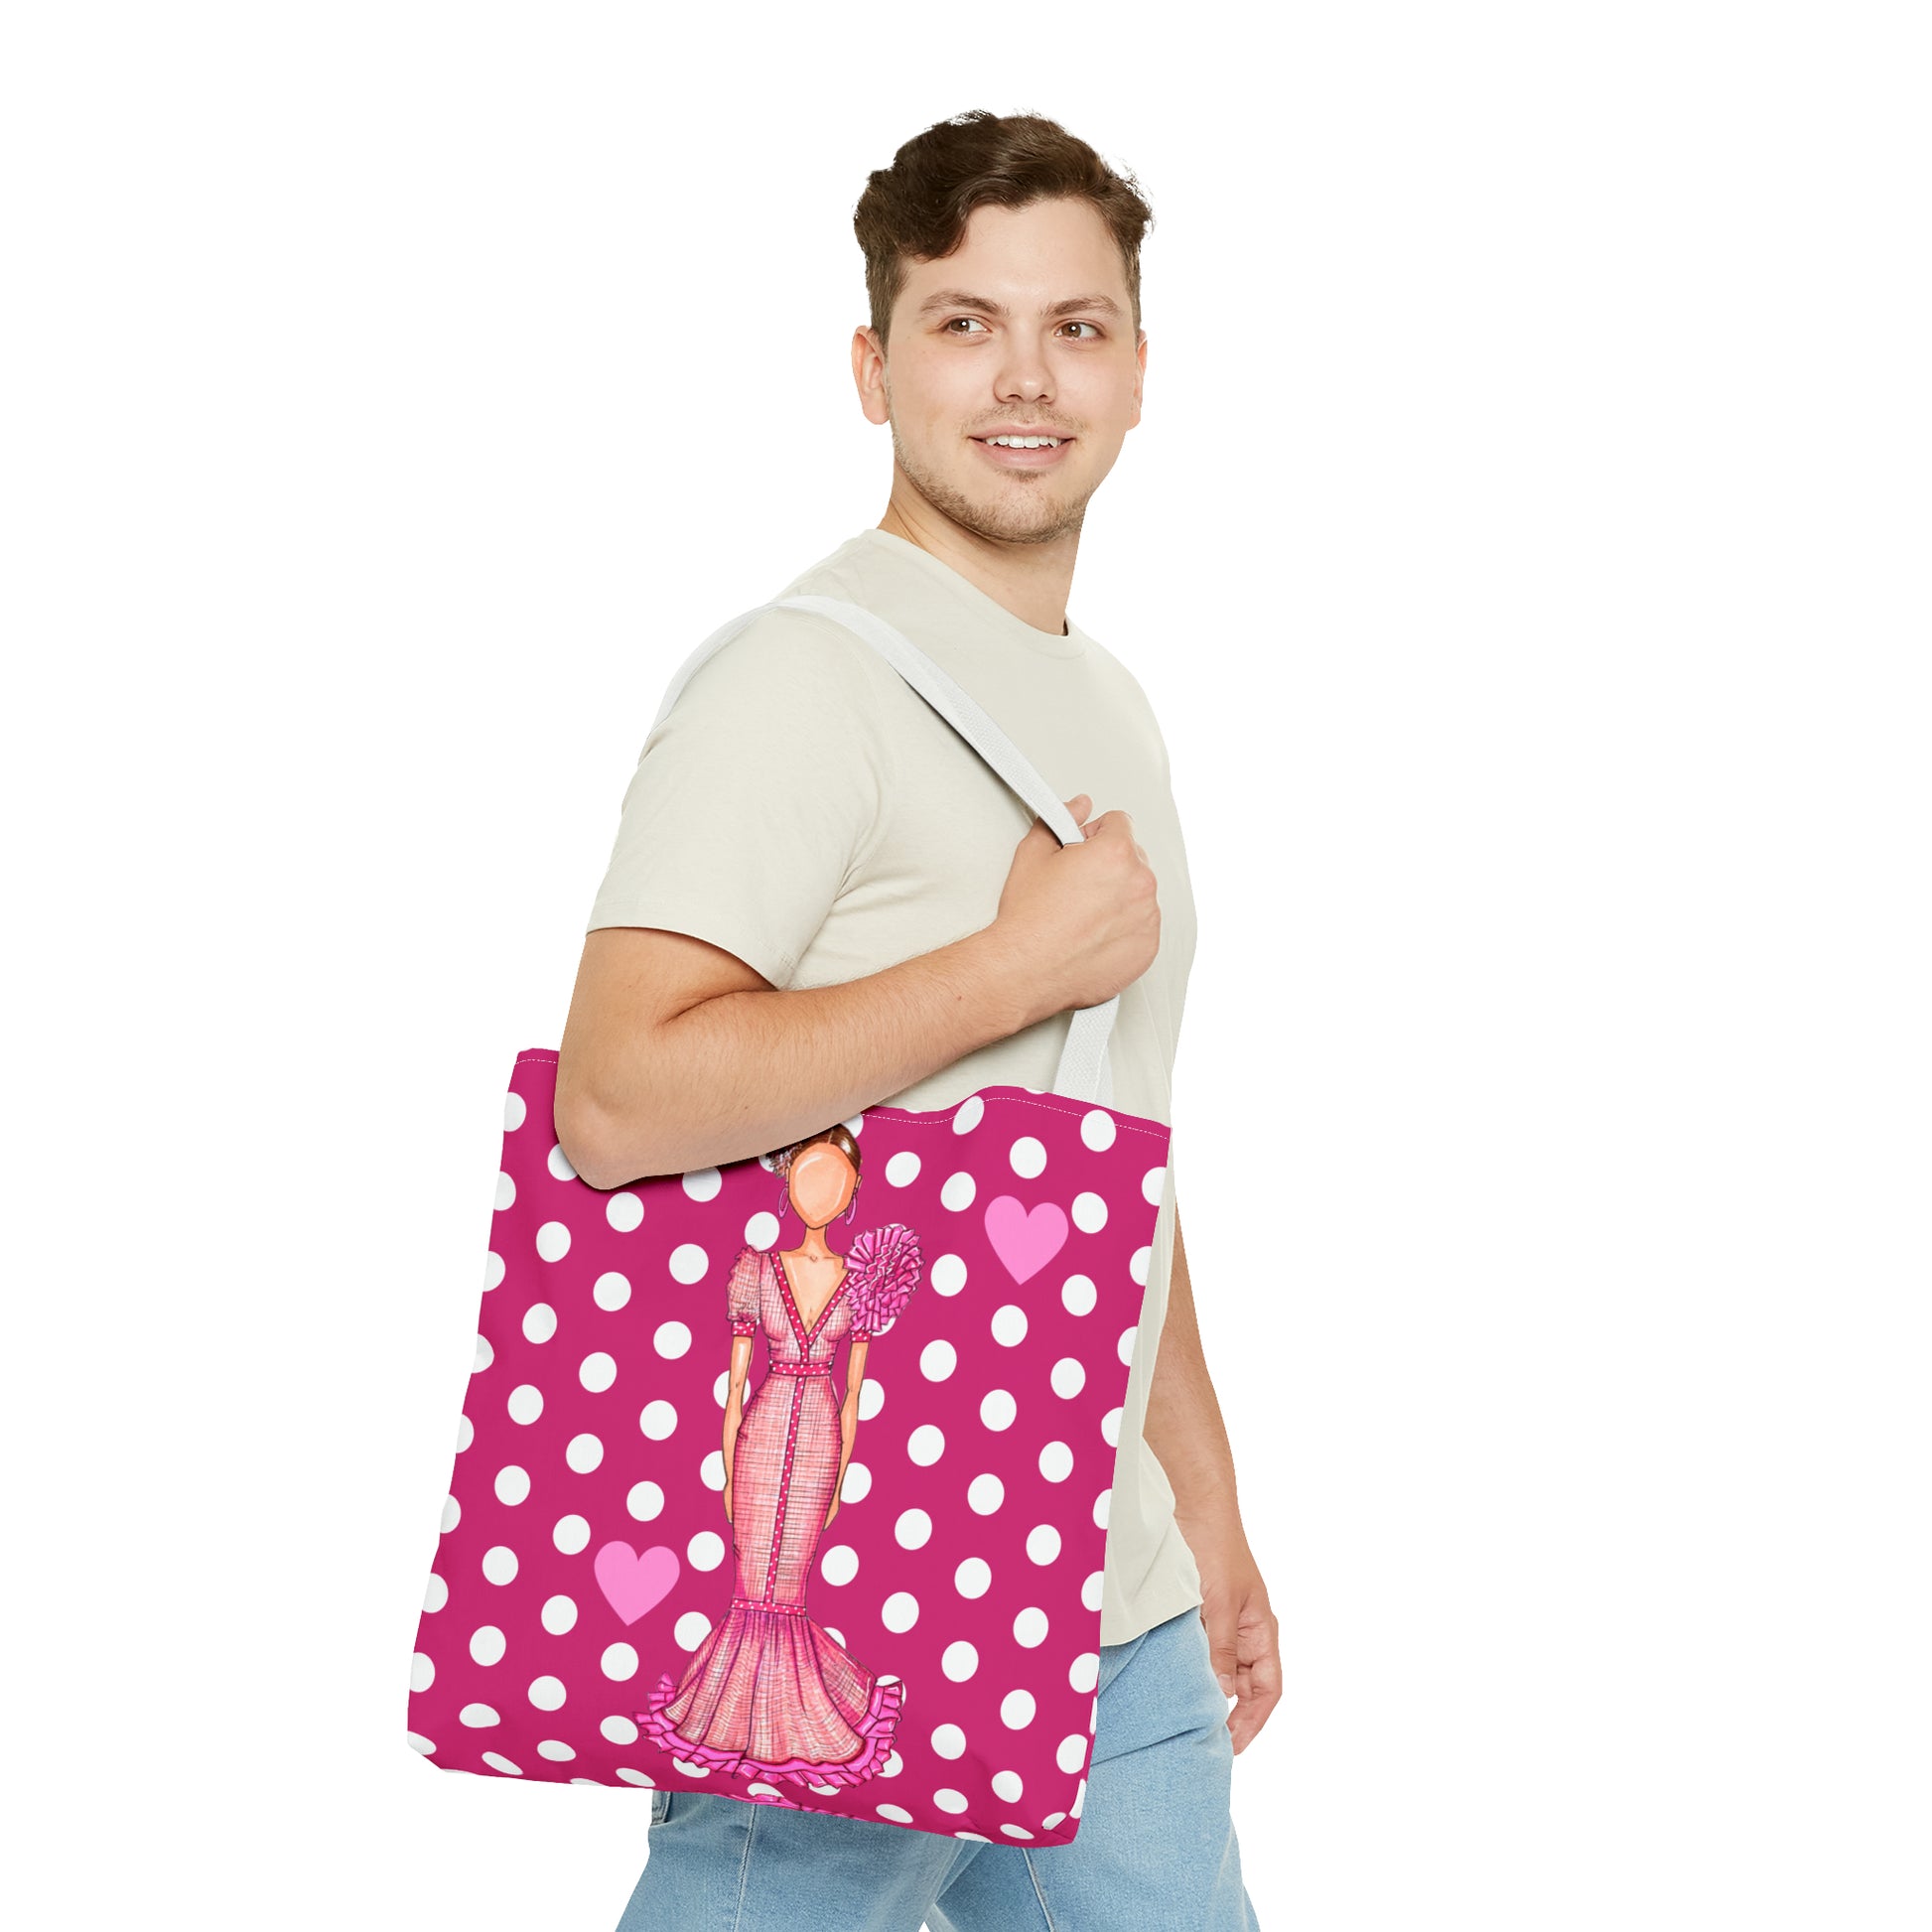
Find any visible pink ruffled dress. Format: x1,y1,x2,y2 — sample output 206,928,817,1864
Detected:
635,1223,921,1793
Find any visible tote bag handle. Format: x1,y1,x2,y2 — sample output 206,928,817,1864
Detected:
646,593,1120,1107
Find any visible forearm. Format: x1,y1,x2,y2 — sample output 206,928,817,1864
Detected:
1144,1209,1247,1542
576,928,1039,1183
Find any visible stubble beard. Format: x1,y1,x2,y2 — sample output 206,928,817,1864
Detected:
887,418,1089,549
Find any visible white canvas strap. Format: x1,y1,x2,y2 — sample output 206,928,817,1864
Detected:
648,594,1120,1107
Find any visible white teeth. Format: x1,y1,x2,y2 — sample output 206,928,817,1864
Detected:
986,435,1059,448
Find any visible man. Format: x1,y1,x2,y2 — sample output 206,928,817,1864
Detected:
558,108,1277,1930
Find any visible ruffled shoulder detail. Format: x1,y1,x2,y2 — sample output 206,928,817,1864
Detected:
845,1222,922,1339
727,1243,762,1336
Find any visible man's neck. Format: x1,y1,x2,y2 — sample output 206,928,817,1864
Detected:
876,499,1077,639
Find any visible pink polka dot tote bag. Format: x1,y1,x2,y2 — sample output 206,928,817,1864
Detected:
407,595,1171,1846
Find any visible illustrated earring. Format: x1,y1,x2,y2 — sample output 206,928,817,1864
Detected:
845,1187,859,1224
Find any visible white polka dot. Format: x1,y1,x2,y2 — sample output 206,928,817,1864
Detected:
934,1787,970,1814
503,1093,527,1132
594,1271,631,1311
1069,1651,1100,1693
930,1723,967,1759
840,1460,872,1502
626,1480,665,1520
1101,1407,1123,1447
920,1339,957,1381
473,1337,492,1375
1061,1274,1097,1316
681,1167,722,1202
1116,1325,1138,1367
1057,1733,1090,1773
1082,1571,1105,1610
459,1703,500,1727
470,1625,505,1666
886,1151,921,1186
536,1220,571,1262
1008,1135,1046,1178
941,1641,979,1681
967,1473,1004,1515
940,1172,977,1211
931,1253,968,1297
455,1413,474,1453
951,1095,985,1133
602,1643,639,1681
1001,1689,1036,1728
672,1611,712,1651
537,1739,576,1761
955,1557,991,1598
523,1304,557,1344
407,1731,437,1754
1072,1191,1107,1233
580,1351,618,1392
1130,1245,1153,1285
547,1144,577,1181
686,1530,727,1572
1039,1441,1073,1482
541,1595,577,1634
896,1508,932,1550
483,1251,505,1293
424,1573,449,1611
668,1242,710,1285
877,1803,914,1824
907,1424,945,1465
980,1389,1017,1431
1014,1606,1049,1647
744,1211,780,1250
991,1305,1029,1347
606,1191,643,1232
700,1449,727,1490
507,1383,543,1425
821,1544,860,1586
883,1590,920,1632
859,1380,886,1421
493,1173,515,1212
638,1399,677,1441
554,1515,591,1554
654,1320,692,1360
410,1652,434,1692
1049,1357,1086,1399
566,1433,604,1473
1142,1164,1168,1205
993,1768,1025,1801
441,1494,462,1533
1026,1524,1061,1565
1093,1488,1111,1528
493,1466,529,1506
482,1546,518,1586
600,1715,638,1744
528,1676,567,1712
1079,1109,1116,1151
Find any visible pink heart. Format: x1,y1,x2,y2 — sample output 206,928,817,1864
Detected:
595,1541,680,1625
984,1195,1069,1284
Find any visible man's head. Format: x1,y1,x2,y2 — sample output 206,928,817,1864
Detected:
852,110,1154,551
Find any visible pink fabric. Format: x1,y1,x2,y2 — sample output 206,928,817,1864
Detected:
407,1050,1173,1846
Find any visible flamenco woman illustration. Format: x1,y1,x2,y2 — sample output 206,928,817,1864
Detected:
635,1125,923,1792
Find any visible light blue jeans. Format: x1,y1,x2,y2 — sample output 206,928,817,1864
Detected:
614,1603,1261,1930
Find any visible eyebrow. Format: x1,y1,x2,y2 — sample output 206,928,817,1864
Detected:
913,288,1126,322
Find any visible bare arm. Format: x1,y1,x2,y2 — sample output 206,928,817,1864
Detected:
555,790,1160,1188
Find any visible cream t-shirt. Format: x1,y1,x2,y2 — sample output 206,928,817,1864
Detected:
585,526,1204,1647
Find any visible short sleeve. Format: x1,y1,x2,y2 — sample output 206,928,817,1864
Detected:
585,609,901,989
727,1245,761,1337
846,1222,922,1341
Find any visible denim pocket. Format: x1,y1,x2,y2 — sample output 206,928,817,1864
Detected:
649,1786,672,1825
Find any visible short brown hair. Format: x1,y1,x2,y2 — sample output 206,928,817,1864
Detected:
854,109,1155,351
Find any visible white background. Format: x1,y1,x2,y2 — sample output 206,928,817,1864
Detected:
8,4,1927,1928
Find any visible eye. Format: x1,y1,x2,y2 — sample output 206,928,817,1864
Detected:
1060,322,1102,341
943,317,989,335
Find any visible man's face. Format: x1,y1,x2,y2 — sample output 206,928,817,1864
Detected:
856,197,1146,548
